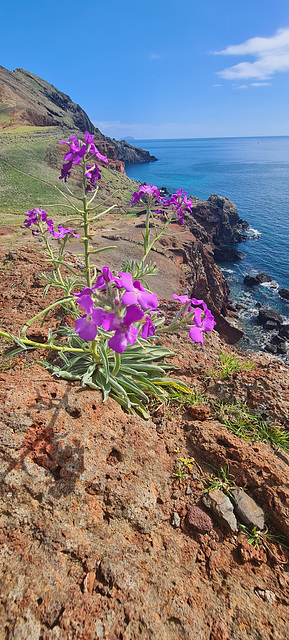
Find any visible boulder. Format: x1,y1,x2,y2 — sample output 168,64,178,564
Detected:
279,288,289,301
244,275,260,286
244,273,272,286
258,307,283,329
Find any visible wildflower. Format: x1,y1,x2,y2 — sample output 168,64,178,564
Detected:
24,207,47,227
94,266,121,290
172,293,190,304
189,308,216,345
75,293,105,341
85,164,101,185
46,220,79,239
141,315,156,339
108,305,144,353
119,272,158,310
131,184,160,203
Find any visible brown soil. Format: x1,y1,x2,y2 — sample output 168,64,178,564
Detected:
0,239,289,639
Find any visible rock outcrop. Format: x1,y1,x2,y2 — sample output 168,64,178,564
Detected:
187,194,249,245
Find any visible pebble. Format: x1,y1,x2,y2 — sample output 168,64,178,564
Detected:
171,512,181,528
254,589,276,605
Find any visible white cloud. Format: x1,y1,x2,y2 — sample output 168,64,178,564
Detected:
214,28,289,80
212,83,222,87
237,85,248,89
250,82,271,86
149,53,162,60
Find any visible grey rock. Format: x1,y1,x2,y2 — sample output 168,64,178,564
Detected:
171,512,181,528
231,488,265,530
202,489,238,532
279,324,289,339
278,288,289,301
254,589,276,605
186,485,193,495
258,308,283,329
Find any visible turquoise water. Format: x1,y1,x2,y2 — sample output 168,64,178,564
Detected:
126,137,289,346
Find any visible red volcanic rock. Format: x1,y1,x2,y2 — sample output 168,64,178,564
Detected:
187,404,211,420
186,505,214,532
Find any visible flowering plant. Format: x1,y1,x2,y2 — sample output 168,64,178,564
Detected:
0,132,215,416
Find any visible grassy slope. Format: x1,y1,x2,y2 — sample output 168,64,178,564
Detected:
0,127,138,226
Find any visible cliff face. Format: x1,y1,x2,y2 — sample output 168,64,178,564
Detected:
0,66,157,165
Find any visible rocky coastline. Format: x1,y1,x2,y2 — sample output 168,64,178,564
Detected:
176,193,289,356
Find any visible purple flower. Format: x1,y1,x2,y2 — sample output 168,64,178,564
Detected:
94,266,121,290
75,294,105,341
189,308,216,345
172,293,190,304
46,220,79,239
141,316,156,339
119,272,158,310
24,207,47,227
85,164,102,190
131,184,160,204
59,161,73,182
189,297,208,313
84,131,95,145
89,145,108,163
108,305,144,353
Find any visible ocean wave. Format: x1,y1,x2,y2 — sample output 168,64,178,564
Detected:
260,280,279,290
243,227,261,238
220,268,234,274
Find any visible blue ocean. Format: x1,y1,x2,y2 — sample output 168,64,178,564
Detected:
126,137,289,347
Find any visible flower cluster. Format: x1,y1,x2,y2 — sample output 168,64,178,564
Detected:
131,184,193,224
59,131,108,187
172,293,216,345
131,184,160,203
74,267,215,353
74,267,158,353
24,208,79,239
157,188,193,224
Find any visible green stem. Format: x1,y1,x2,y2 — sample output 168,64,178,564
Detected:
22,296,75,333
82,161,92,288
0,330,84,353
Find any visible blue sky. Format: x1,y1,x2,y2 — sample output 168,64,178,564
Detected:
1,0,289,138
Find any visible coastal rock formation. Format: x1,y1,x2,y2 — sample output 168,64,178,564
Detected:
187,194,249,245
0,66,157,165
244,273,273,286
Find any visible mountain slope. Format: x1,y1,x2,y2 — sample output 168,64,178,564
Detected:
0,66,157,164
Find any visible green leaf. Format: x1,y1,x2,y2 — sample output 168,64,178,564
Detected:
98,343,110,384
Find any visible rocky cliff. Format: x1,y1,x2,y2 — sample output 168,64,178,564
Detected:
0,66,157,165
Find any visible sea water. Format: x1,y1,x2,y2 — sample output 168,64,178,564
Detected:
126,137,289,348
